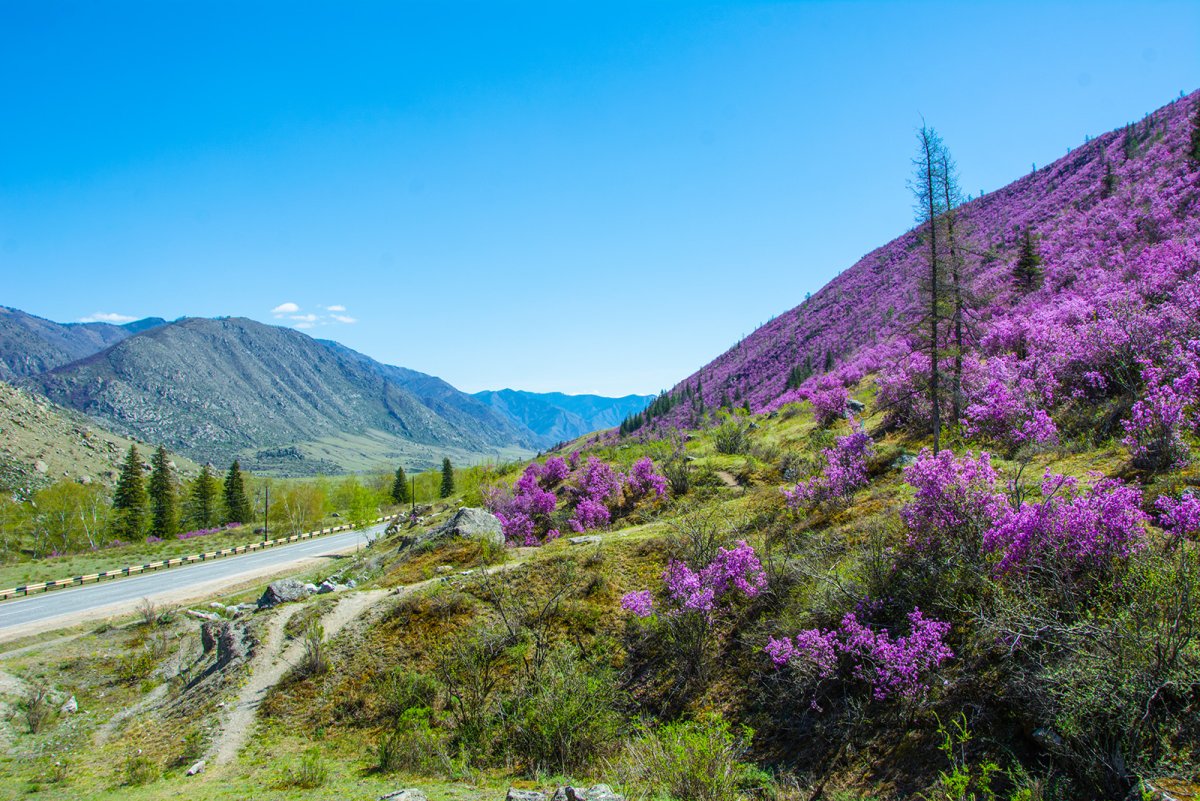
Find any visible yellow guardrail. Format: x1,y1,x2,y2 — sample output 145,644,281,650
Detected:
0,516,392,601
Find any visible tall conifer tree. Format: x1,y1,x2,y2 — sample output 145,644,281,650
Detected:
440,458,455,499
148,445,177,538
391,466,409,505
190,464,219,529
1014,228,1043,290
224,460,252,524
113,444,148,539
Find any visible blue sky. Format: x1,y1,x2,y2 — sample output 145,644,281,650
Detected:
1,1,1196,395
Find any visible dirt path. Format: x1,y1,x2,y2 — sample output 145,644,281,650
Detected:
208,589,389,766
715,470,741,489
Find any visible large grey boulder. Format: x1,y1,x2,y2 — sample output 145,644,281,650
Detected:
552,786,624,801
256,578,312,608
506,790,546,801
380,790,427,801
400,507,504,550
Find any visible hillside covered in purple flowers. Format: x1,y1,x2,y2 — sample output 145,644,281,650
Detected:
640,90,1199,458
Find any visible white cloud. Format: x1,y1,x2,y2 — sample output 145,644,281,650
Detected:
326,304,346,312
80,312,137,323
271,302,300,314
331,314,358,324
290,313,319,323
294,322,315,329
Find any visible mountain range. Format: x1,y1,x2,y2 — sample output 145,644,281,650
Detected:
0,309,650,474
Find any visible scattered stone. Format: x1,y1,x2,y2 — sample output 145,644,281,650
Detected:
60,695,78,714
209,602,226,609
303,582,318,594
892,454,917,469
186,759,206,776
847,398,866,413
79,475,92,485
257,578,312,608
1032,727,1065,750
185,609,221,622
317,580,344,594
33,459,48,474
330,512,341,518
379,790,428,801
346,579,357,589
551,786,624,801
435,565,452,574
506,790,547,801
568,535,602,546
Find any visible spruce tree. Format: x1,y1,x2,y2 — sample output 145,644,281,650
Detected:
148,445,177,538
190,464,219,529
391,466,409,505
113,444,148,540
223,460,252,524
440,458,455,499
1014,228,1043,290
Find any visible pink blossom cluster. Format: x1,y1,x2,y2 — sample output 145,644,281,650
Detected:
983,472,1149,576
621,540,766,621
487,455,670,545
1154,491,1200,542
784,427,873,509
1122,344,1200,469
766,608,953,701
177,522,241,541
900,449,1006,553
808,385,850,427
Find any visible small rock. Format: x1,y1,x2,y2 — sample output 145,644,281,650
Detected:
892,454,917,469
209,602,226,610
186,609,221,622
1032,726,1065,750
303,583,318,594
847,398,866,413
506,790,547,801
568,535,601,546
60,696,78,714
346,579,357,589
186,759,206,776
379,790,428,801
317,580,344,594
33,459,48,474
552,786,624,801
330,512,341,518
435,565,452,574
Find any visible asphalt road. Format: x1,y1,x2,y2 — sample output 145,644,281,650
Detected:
0,523,385,636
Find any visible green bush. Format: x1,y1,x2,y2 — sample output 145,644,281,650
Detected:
610,712,755,801
279,748,327,789
504,644,623,775
122,754,158,787
375,707,451,775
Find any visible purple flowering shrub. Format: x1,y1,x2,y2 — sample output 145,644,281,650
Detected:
809,385,850,427
984,472,1148,578
900,449,1006,555
177,522,241,541
1122,344,1200,470
1155,491,1200,543
621,540,767,621
766,608,953,702
486,455,670,545
784,425,874,510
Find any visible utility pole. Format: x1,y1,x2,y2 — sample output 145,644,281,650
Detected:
262,482,270,542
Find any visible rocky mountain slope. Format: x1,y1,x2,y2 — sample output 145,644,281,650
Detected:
0,306,164,382
33,317,530,471
648,90,1200,433
0,380,194,498
474,389,653,447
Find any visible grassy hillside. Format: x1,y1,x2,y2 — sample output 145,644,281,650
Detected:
2,386,1195,799
0,380,198,498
